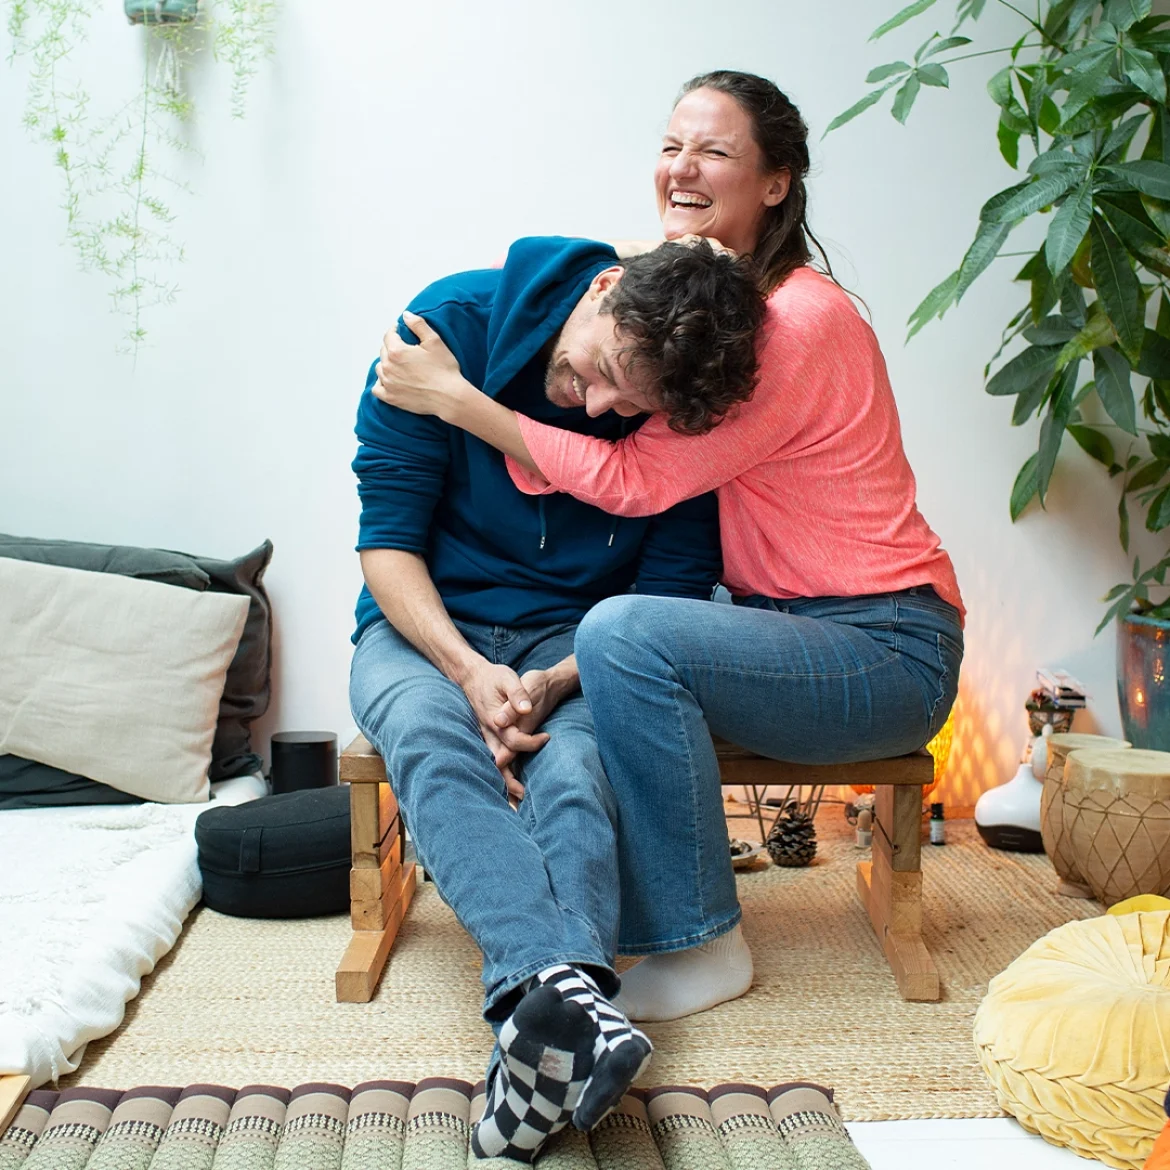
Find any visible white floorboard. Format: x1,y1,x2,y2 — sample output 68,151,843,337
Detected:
851,1118,1105,1168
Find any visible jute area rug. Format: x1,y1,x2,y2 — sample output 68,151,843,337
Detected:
59,816,1100,1122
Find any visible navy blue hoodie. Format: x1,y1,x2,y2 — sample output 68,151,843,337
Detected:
352,236,721,640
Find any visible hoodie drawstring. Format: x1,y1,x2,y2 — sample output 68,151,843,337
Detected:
538,419,628,550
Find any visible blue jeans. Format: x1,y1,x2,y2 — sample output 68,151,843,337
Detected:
349,618,620,1022
573,586,963,953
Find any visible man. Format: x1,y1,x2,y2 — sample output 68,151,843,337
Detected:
349,236,762,1162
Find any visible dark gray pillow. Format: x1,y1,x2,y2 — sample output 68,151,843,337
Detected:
0,755,144,811
0,532,274,792
177,541,274,782
0,532,210,589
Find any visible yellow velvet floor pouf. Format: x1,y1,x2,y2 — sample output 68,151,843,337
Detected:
973,911,1170,1169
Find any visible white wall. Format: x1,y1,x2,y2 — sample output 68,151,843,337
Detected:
0,0,1140,804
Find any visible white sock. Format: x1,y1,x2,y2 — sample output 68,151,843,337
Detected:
613,924,753,1022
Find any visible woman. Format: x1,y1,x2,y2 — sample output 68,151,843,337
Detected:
376,70,964,1023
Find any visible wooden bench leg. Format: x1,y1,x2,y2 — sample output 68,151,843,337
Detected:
336,861,417,1003
855,785,940,1001
336,777,416,1003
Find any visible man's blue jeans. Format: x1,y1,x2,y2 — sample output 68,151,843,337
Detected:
574,586,964,954
349,618,619,1022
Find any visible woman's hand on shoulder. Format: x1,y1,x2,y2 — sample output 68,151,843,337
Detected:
673,233,739,257
375,311,476,422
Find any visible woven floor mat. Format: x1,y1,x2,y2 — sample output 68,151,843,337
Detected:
0,1080,869,1169
58,817,1099,1121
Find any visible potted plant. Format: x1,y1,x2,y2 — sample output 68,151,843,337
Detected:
833,0,1170,748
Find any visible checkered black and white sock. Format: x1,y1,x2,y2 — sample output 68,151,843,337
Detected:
533,964,653,1131
470,982,595,1163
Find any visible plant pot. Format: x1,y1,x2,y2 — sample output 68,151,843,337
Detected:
124,0,199,24
1118,613,1170,751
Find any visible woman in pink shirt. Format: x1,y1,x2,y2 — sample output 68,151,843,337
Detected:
376,71,964,1023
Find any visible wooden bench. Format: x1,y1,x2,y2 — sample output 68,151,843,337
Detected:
337,734,939,1003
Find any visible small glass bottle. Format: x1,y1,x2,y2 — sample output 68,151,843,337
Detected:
929,802,946,846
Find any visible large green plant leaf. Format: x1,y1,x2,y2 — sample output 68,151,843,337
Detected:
1142,196,1170,237
998,121,1021,167
1104,0,1153,31
867,61,912,83
1028,148,1089,177
906,270,959,340
1037,366,1078,500
1068,423,1117,467
956,219,1013,301
1102,114,1151,164
1063,94,1144,135
1125,458,1169,491
1090,215,1145,360
917,63,950,88
1121,47,1167,103
986,344,1061,396
1046,180,1093,274
1094,346,1139,433
871,0,938,40
1018,249,1066,323
1099,196,1170,277
1010,452,1041,520
892,74,923,122
1023,314,1079,345
982,171,1081,222
1146,484,1170,530
1104,161,1170,200
1012,369,1055,423
825,86,895,134
1138,329,1170,377
1055,305,1117,369
1049,0,1109,38
923,36,971,58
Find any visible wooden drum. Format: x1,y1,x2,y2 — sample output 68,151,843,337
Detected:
1041,734,1129,898
1063,747,1170,906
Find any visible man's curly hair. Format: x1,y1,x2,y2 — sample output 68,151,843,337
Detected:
602,241,766,435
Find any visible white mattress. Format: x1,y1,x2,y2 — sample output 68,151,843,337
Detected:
0,773,266,1086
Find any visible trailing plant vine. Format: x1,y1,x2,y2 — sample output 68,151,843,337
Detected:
6,0,277,352
832,0,1170,629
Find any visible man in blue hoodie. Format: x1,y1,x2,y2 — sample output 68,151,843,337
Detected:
349,237,763,1162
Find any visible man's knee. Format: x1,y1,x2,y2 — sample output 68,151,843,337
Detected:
522,734,616,823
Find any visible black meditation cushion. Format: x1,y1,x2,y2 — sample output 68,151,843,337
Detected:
195,785,350,918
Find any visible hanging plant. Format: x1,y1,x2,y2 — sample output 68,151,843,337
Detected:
6,0,277,353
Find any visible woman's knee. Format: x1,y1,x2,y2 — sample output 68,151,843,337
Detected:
575,594,675,682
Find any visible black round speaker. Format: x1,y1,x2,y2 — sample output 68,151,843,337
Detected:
270,731,338,793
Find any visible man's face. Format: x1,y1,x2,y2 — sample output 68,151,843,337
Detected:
545,268,661,419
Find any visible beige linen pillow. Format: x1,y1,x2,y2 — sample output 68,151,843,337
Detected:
0,558,249,803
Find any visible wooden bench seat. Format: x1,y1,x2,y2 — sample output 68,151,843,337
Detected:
337,734,938,1003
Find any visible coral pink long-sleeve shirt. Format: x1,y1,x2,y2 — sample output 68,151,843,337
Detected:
507,267,964,620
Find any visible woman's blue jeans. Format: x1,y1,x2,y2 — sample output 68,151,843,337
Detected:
349,618,620,1022
573,586,963,954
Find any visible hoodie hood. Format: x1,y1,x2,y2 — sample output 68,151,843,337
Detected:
480,236,618,400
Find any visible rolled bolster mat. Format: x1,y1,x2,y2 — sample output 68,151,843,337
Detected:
196,785,351,918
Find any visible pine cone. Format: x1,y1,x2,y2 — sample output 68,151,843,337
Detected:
765,805,817,867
